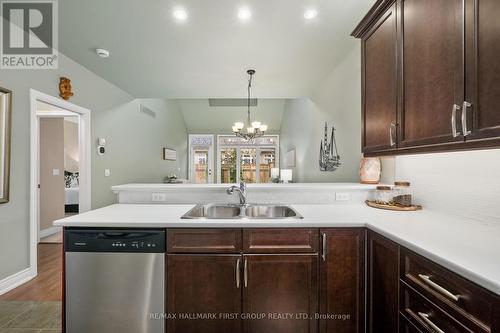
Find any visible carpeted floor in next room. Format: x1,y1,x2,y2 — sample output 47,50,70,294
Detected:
0,244,62,333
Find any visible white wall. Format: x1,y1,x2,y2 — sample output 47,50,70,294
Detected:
280,45,362,182
92,98,188,206
0,53,187,281
393,149,500,225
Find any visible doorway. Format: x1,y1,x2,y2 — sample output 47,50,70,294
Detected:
188,134,214,183
38,114,79,243
29,89,91,276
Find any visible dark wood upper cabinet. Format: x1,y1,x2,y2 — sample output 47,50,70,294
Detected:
354,0,500,155
399,0,465,148
242,254,318,333
361,3,398,153
367,230,400,333
465,0,500,141
319,228,365,333
167,254,242,333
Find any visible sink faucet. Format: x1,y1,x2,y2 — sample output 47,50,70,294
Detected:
226,181,247,205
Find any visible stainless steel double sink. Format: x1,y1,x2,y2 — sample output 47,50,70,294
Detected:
181,204,303,219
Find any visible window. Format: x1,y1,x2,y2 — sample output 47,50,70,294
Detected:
217,135,279,183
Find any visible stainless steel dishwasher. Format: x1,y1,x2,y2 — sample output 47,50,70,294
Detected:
64,228,165,333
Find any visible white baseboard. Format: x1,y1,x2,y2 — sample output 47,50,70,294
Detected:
0,267,37,296
39,226,62,239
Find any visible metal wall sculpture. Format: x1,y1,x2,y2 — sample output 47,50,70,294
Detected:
319,122,341,172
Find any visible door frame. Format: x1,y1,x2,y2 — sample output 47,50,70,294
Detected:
29,89,91,276
188,134,214,183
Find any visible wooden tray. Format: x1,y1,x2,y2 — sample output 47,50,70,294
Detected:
365,200,422,211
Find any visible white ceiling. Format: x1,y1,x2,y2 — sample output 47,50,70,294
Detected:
59,0,374,98
177,99,286,133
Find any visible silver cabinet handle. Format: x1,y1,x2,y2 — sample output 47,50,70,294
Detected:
418,312,445,333
451,104,461,138
322,233,327,261
243,258,248,288
389,122,397,147
418,274,459,302
462,101,472,136
236,258,241,289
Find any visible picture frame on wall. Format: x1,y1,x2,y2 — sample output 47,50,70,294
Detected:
163,148,177,161
0,87,12,204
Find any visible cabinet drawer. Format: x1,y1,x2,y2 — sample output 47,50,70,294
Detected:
243,228,318,253
401,249,493,332
167,229,242,253
401,283,474,333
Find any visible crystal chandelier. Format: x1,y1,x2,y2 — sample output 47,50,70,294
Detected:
232,69,267,140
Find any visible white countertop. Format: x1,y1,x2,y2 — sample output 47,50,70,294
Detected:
54,203,500,297
111,182,380,192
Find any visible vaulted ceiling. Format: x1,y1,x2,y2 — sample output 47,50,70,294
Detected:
59,0,374,98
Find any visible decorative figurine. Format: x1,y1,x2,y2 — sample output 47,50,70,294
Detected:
319,122,341,171
59,77,74,100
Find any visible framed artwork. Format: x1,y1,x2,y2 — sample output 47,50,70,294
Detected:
163,148,177,161
0,87,12,204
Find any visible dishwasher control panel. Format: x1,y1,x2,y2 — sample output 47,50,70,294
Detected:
64,228,165,253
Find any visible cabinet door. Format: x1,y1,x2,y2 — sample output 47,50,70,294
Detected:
465,0,500,141
319,228,365,333
367,231,400,333
400,0,465,148
242,254,318,333
167,254,242,333
362,3,398,153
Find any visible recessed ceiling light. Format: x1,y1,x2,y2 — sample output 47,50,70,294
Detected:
238,8,252,21
304,9,318,20
95,48,110,58
173,8,188,21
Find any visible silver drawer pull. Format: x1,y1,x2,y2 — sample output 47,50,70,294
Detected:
236,258,241,289
418,312,445,333
418,274,460,302
244,258,248,288
389,122,397,146
461,101,472,136
451,104,461,138
322,233,327,261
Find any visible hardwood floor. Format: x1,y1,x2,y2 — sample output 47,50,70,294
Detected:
0,244,62,301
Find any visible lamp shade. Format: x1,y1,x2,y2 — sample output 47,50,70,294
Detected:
280,169,293,183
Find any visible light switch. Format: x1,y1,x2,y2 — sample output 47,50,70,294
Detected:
52,169,60,176
104,169,111,177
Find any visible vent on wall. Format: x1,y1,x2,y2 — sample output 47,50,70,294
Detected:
140,104,156,118
208,98,258,107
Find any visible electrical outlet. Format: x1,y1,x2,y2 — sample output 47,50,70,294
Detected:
104,169,111,177
335,192,351,202
152,193,167,202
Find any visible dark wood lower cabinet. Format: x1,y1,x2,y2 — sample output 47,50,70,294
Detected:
242,254,318,333
164,228,500,333
167,254,242,333
367,230,400,333
319,228,365,333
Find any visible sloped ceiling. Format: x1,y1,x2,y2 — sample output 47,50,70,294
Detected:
59,0,374,98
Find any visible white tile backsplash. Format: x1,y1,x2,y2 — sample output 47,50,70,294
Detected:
394,149,500,225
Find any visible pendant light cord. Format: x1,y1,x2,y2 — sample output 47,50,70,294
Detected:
247,71,253,125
